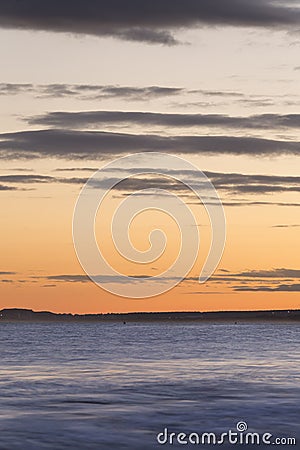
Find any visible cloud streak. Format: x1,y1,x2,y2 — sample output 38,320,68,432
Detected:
28,267,300,292
231,268,300,279
271,224,300,228
43,274,178,285
2,84,297,109
235,284,300,292
0,1,299,44
0,83,183,100
89,171,300,195
0,184,16,191
0,129,299,159
28,110,300,131
1,169,300,197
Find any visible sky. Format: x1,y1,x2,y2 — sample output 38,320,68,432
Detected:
0,0,299,313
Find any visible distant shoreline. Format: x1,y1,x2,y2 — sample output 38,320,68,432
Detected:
0,308,299,322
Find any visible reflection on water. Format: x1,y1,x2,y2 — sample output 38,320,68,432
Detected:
0,322,299,449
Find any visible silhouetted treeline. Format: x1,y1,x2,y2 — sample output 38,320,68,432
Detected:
0,308,299,322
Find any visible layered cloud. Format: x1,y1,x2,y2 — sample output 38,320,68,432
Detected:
1,170,300,197
235,284,300,292
0,83,183,100
0,83,255,104
12,267,298,292
232,269,300,292
230,268,300,279
2,267,299,295
0,1,299,44
0,173,86,191
0,129,299,159
80,171,300,195
1,84,298,110
28,110,300,130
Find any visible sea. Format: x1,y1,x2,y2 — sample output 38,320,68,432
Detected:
0,321,299,449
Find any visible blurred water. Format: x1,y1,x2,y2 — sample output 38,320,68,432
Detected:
0,322,299,449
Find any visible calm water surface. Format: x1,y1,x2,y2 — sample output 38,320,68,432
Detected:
0,322,299,449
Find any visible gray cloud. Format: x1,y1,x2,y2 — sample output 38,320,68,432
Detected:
44,274,178,285
207,268,300,283
214,268,300,291
0,0,299,45
0,174,88,187
0,129,299,159
39,84,183,100
0,168,35,172
54,167,97,172
31,267,300,290
28,110,300,131
0,83,183,100
271,224,300,228
219,201,300,207
73,168,300,195
37,273,258,286
235,283,300,292
45,275,90,283
2,84,297,109
1,169,300,197
97,171,300,195
206,172,300,194
0,174,55,183
0,184,16,191
0,83,34,95
116,196,300,207
231,268,300,279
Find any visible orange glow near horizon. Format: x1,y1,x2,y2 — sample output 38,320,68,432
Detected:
1,178,299,313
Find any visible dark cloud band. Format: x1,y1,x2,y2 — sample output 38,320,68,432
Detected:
0,0,299,44
28,110,300,130
0,129,299,159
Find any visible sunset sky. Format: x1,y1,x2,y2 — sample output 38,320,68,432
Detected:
0,1,299,313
